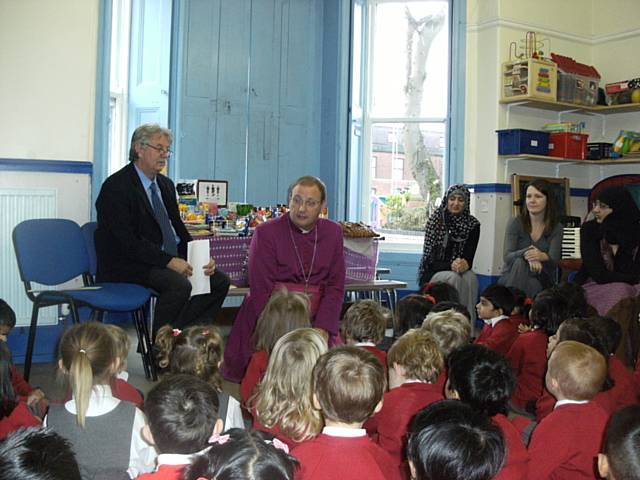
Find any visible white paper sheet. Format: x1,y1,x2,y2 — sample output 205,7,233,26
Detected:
187,239,211,297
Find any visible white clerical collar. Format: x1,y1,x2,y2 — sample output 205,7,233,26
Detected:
322,426,366,437
354,342,376,347
554,399,589,409
484,315,508,328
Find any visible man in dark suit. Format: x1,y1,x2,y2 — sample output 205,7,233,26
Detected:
95,124,230,335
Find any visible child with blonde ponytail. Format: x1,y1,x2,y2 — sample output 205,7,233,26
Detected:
46,322,156,479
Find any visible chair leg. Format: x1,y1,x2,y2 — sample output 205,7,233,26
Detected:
69,301,81,324
132,309,151,380
138,308,157,381
23,304,41,382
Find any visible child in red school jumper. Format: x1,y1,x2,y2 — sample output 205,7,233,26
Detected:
421,281,460,304
292,346,400,480
250,328,327,450
421,307,471,395
0,300,47,417
396,294,435,336
341,299,388,371
506,286,531,328
598,405,640,480
104,324,144,409
138,374,224,480
447,344,529,480
365,329,444,475
474,284,518,355
156,324,245,430
240,289,311,407
528,341,609,479
407,400,507,480
506,288,567,415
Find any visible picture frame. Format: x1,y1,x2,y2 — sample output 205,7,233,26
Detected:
197,180,228,207
511,174,570,217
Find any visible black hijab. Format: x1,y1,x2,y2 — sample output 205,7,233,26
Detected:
597,186,640,247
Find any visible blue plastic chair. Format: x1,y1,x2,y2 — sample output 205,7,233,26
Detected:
12,219,155,381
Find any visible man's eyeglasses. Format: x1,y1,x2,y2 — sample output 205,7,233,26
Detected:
291,196,321,209
144,143,173,157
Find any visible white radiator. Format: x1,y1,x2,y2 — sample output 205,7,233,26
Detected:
0,188,58,327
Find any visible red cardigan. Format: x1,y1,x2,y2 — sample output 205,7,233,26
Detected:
0,402,41,439
474,319,518,356
492,414,529,480
240,350,269,407
505,329,548,410
136,464,186,480
10,365,34,397
292,433,401,480
528,401,609,479
360,345,388,373
112,378,144,410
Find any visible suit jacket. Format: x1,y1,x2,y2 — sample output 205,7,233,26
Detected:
95,163,191,284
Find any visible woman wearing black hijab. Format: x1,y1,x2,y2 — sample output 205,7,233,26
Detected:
574,185,640,365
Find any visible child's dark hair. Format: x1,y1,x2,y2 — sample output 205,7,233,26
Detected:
421,282,460,303
447,344,515,417
602,405,640,480
555,282,588,318
529,288,568,336
397,294,435,334
0,428,81,480
589,316,622,356
429,301,471,321
183,428,298,480
407,400,505,480
0,342,17,419
156,325,224,391
0,300,16,329
507,286,530,318
341,299,387,344
145,374,220,455
479,285,515,316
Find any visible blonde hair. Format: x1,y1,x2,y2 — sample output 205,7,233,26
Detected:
422,309,472,358
547,341,606,401
104,324,130,372
253,328,327,442
252,289,311,353
58,322,117,427
388,329,444,383
156,325,225,392
341,300,387,344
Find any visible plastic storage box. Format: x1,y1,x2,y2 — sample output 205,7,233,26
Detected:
548,133,588,159
497,129,550,156
587,142,613,160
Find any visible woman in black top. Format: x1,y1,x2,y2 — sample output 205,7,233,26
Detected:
418,184,480,322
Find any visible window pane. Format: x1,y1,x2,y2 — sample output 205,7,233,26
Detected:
370,1,449,118
368,122,445,251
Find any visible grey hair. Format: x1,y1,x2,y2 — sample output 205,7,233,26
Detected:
129,123,173,162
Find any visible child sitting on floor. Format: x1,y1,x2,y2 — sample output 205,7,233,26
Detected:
598,405,640,480
446,344,529,479
250,328,327,449
138,374,224,480
104,324,143,409
366,329,444,474
407,400,506,480
156,324,244,430
241,289,311,406
528,341,609,479
397,294,435,336
183,428,299,480
474,285,518,355
292,346,400,480
341,299,388,370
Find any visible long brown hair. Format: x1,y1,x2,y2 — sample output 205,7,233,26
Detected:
519,179,559,235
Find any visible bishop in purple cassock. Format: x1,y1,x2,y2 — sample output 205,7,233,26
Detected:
222,177,346,382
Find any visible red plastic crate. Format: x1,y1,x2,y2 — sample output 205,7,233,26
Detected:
548,132,588,160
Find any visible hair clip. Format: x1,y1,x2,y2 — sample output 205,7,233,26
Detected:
524,297,534,306
208,433,230,445
268,438,290,454
171,328,182,337
424,294,437,304
201,329,210,336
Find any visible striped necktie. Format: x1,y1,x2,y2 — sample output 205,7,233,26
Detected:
150,182,178,256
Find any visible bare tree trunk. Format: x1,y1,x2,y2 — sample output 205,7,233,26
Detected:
402,9,445,204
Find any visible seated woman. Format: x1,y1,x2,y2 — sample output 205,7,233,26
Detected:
418,184,480,323
499,179,562,298
574,186,640,365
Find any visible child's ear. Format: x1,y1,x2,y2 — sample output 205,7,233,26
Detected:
597,453,610,479
444,379,459,400
312,393,322,411
111,358,121,375
373,399,383,414
408,460,417,480
57,359,67,373
142,424,156,446
213,418,224,435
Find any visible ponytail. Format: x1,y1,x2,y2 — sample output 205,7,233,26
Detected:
69,350,94,427
155,325,181,369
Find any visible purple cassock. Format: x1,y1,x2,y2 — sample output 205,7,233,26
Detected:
223,213,346,382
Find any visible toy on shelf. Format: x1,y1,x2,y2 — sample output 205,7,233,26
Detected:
551,53,600,106
606,77,640,105
611,130,640,158
503,31,556,102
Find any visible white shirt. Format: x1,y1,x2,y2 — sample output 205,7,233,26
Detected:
225,395,246,430
484,314,508,328
322,426,367,438
44,385,157,478
554,398,589,409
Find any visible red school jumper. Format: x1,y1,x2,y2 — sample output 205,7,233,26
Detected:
136,464,186,480
359,345,388,373
240,350,269,407
492,414,529,480
505,329,548,410
474,318,519,356
528,401,609,479
292,432,400,480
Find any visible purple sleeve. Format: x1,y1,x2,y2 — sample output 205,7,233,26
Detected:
246,225,279,317
313,225,345,335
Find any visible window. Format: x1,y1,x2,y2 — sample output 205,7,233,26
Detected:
352,0,451,252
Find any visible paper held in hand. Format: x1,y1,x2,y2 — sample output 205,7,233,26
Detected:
187,239,211,297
